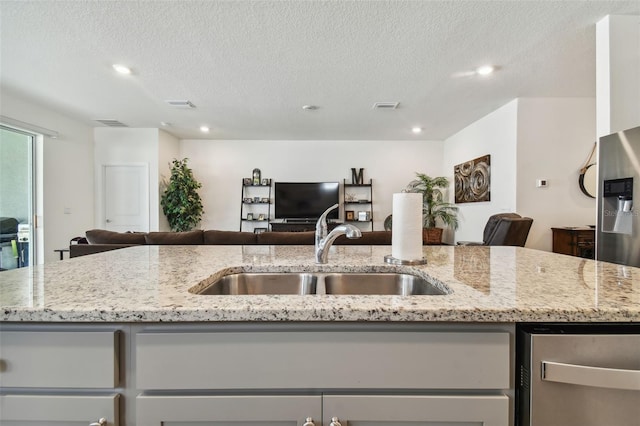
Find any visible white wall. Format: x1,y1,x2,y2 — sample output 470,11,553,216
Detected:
443,100,519,244
443,98,596,251
94,128,161,231
516,98,597,251
180,139,444,232
596,15,640,137
0,89,94,263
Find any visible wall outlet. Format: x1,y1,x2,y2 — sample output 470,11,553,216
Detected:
536,179,548,188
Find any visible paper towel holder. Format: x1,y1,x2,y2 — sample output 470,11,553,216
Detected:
384,255,427,265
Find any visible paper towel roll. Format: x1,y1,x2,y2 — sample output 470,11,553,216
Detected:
391,192,423,260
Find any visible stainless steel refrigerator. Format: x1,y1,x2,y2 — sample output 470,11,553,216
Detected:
597,125,640,267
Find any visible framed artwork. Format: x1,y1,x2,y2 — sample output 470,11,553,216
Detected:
345,210,355,221
454,155,491,203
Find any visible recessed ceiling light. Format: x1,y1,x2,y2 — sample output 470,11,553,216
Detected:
411,127,423,134
302,105,319,110
200,126,210,133
476,65,495,76
112,64,132,75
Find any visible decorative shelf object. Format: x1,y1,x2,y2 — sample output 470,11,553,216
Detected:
343,178,373,231
240,179,272,232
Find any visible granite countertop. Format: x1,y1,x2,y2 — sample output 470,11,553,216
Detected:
1,245,638,323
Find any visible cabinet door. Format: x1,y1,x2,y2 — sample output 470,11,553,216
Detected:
323,395,509,426
0,394,119,426
137,395,321,426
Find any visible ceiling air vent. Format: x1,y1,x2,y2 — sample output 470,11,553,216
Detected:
165,100,196,108
372,102,399,110
95,119,128,127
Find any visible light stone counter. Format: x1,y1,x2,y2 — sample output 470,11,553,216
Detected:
0,245,638,322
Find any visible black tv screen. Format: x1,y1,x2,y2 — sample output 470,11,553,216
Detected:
275,182,340,220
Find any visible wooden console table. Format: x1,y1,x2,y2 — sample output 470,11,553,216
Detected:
551,227,595,259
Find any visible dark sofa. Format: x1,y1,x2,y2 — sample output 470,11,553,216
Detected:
70,229,393,258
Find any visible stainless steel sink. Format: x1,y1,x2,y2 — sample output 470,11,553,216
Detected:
196,273,318,295
194,272,448,296
323,273,446,295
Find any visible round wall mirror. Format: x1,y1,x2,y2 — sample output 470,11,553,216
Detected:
579,163,597,198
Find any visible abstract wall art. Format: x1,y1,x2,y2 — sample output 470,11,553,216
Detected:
454,155,491,203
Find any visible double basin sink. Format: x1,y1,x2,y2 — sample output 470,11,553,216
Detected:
193,272,449,296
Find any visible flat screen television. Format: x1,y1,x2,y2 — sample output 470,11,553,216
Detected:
274,182,340,220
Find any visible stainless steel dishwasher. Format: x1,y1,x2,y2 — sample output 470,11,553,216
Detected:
516,323,640,426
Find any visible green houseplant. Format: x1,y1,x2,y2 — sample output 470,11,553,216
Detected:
160,158,204,232
406,173,458,244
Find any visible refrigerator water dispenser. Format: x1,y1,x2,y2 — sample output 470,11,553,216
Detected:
601,177,633,234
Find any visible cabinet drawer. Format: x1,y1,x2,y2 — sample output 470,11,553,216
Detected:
137,331,509,390
0,393,119,425
0,331,119,388
137,395,320,425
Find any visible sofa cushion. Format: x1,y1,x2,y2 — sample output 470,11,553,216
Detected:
145,230,204,245
85,229,147,245
204,230,258,245
257,231,315,245
335,231,392,245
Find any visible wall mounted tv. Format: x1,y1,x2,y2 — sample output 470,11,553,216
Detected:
274,182,340,221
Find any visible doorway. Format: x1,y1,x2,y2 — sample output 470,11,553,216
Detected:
102,164,150,232
0,126,35,270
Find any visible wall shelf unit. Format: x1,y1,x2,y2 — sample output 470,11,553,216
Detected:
240,180,272,232
343,179,373,231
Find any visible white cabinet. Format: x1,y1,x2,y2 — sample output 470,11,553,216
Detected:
135,326,511,426
323,394,509,426
0,394,120,426
136,394,508,426
0,328,121,426
137,395,321,426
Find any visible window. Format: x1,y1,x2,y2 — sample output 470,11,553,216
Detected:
0,126,35,270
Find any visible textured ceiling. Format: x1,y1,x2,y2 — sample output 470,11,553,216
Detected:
1,1,638,140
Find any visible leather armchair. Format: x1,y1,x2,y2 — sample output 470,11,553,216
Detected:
457,213,533,247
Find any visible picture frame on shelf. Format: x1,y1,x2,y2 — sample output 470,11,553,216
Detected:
258,214,265,221
254,227,267,234
345,210,355,221
358,211,370,221
261,178,271,186
260,197,270,203
243,178,252,185
243,197,253,203
247,213,254,220
253,196,260,203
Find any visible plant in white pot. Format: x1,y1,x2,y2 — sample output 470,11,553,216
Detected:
406,173,458,244
160,158,204,232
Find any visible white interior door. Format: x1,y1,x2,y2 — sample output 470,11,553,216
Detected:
103,164,149,232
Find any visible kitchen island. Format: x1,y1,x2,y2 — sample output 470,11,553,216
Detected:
1,245,638,426
1,244,638,322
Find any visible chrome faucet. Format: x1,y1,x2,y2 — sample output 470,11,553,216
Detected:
315,204,362,264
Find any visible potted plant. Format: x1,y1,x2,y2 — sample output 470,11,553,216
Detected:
406,173,458,244
160,158,204,232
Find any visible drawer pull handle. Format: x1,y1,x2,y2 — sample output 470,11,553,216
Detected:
330,417,342,426
89,418,107,426
303,417,315,426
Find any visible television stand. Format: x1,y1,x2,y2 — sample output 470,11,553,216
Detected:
270,221,340,232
